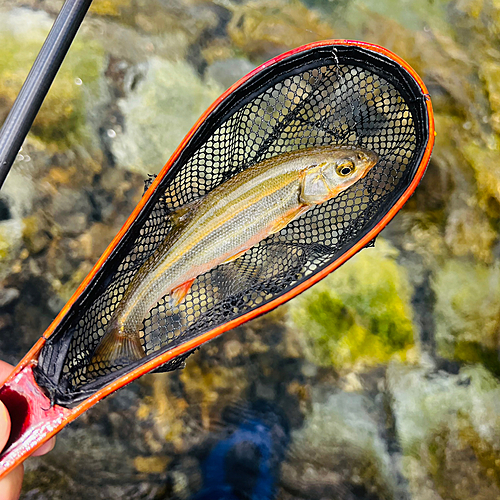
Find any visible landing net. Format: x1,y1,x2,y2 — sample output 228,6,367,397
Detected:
35,43,431,406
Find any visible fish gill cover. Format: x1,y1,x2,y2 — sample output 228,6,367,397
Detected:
33,43,431,407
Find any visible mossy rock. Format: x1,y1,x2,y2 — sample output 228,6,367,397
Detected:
227,0,334,60
287,391,396,499
388,363,500,500
0,8,105,149
433,259,500,374
289,239,414,371
89,0,131,17
110,58,222,176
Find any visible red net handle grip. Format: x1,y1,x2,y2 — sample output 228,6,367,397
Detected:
0,364,71,479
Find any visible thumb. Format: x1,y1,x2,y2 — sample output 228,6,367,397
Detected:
0,400,11,452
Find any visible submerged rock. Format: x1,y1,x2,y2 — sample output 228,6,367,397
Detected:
433,259,500,375
0,287,19,308
388,362,500,500
205,57,256,90
89,0,131,17
288,239,415,371
227,0,334,60
110,57,222,176
0,220,23,281
284,391,397,500
180,356,249,431
0,8,105,150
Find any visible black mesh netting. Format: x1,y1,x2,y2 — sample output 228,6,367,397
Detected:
35,44,431,407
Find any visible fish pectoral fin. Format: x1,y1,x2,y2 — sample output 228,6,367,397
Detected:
167,197,205,227
222,248,250,264
169,278,196,307
269,205,310,235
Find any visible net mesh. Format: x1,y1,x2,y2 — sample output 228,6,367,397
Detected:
35,46,429,405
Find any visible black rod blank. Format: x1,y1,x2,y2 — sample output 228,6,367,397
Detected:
0,0,94,189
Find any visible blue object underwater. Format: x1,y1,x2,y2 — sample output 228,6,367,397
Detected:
192,402,289,500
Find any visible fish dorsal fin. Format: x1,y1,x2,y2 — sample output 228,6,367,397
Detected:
166,196,205,227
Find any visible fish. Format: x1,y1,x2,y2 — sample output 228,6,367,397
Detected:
90,145,378,368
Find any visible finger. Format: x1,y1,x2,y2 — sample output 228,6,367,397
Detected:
0,362,14,453
0,401,10,452
0,359,56,460
0,361,14,384
31,437,55,456
0,463,23,500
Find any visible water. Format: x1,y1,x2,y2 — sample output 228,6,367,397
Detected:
0,0,499,498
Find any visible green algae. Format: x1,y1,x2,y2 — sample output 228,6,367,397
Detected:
289,239,414,370
0,9,105,149
89,0,131,17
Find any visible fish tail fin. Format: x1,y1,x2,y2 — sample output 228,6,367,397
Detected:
91,325,145,369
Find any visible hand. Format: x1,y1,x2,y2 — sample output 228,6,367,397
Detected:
0,361,55,500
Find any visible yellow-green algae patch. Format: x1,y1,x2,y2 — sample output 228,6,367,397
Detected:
0,9,105,149
289,239,414,371
89,0,131,17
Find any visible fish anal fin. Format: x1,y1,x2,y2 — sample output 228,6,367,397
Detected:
167,197,205,227
91,326,145,370
269,205,309,235
169,278,196,307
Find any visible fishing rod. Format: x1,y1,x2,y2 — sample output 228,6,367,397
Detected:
0,0,93,189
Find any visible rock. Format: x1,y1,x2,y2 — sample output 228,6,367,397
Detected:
110,58,223,176
0,220,23,281
205,58,256,90
433,259,500,374
285,391,397,499
461,142,500,217
227,0,334,60
0,287,19,308
223,339,243,360
444,204,496,263
51,188,93,236
0,7,105,149
288,239,414,371
388,362,500,500
77,222,118,262
180,354,248,430
22,215,51,255
480,61,500,134
133,455,171,474
89,0,131,17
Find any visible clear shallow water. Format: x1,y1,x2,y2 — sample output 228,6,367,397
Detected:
0,0,500,498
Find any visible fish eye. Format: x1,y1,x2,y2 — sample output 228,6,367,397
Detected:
336,161,355,177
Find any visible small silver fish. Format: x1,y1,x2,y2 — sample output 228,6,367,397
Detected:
91,145,378,367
